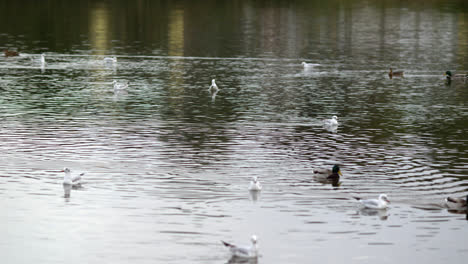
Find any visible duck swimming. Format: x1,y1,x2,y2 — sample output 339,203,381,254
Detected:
4,49,19,57
445,71,467,84
313,164,342,181
388,68,404,78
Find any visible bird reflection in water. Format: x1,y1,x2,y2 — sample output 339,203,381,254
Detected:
227,255,258,264
358,208,389,220
249,190,261,202
63,183,72,199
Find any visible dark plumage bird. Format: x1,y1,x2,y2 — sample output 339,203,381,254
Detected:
4,49,19,57
388,68,404,78
445,71,467,84
313,164,342,181
445,195,467,211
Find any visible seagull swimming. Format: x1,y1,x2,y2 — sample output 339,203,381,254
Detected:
354,194,390,209
445,195,467,210
62,168,84,186
222,235,259,259
209,79,219,91
104,56,117,64
324,115,339,127
248,176,262,191
112,80,128,91
302,62,320,68
40,53,46,67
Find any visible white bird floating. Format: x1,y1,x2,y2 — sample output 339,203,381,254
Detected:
209,79,219,91
354,194,390,210
248,176,262,191
104,56,117,64
445,195,467,210
40,53,46,67
222,235,259,259
112,80,128,91
324,115,339,127
302,62,320,68
62,168,84,186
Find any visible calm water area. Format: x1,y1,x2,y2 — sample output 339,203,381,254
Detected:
1,0,468,263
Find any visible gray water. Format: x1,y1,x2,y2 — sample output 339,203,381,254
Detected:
1,1,468,263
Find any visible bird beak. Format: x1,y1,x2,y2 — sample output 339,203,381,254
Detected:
338,170,343,176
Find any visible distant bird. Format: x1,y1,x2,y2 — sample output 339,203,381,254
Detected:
302,62,320,68
40,53,46,67
209,79,219,91
445,195,467,210
313,164,342,181
112,80,128,91
104,57,117,64
4,49,19,57
221,235,259,259
445,71,467,83
62,168,84,186
388,68,404,78
354,194,390,209
323,115,339,127
248,176,262,191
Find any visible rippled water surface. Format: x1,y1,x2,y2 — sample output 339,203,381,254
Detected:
1,1,468,263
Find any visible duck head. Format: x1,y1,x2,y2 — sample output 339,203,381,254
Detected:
332,164,342,176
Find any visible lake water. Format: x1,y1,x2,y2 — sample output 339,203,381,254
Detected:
1,0,467,263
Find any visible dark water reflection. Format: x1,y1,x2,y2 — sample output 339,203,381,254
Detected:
1,0,468,264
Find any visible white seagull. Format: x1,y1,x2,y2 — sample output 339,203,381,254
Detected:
112,80,128,91
222,235,259,259
209,79,219,91
40,53,46,67
324,115,339,127
354,194,390,209
445,195,467,210
104,56,117,64
302,62,320,68
248,176,262,191
62,168,84,186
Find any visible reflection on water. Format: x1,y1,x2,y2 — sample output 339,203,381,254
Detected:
0,0,468,264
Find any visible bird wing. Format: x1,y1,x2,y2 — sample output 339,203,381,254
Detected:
360,199,380,209
222,241,251,257
72,173,84,183
446,197,466,205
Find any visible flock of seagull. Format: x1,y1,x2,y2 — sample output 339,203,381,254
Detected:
4,50,466,260
59,159,467,260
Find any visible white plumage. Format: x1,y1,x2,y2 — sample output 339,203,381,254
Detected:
355,194,390,209
222,235,259,259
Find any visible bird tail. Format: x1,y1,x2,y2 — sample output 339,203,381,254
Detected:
446,197,458,203
221,241,233,248
353,196,361,201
